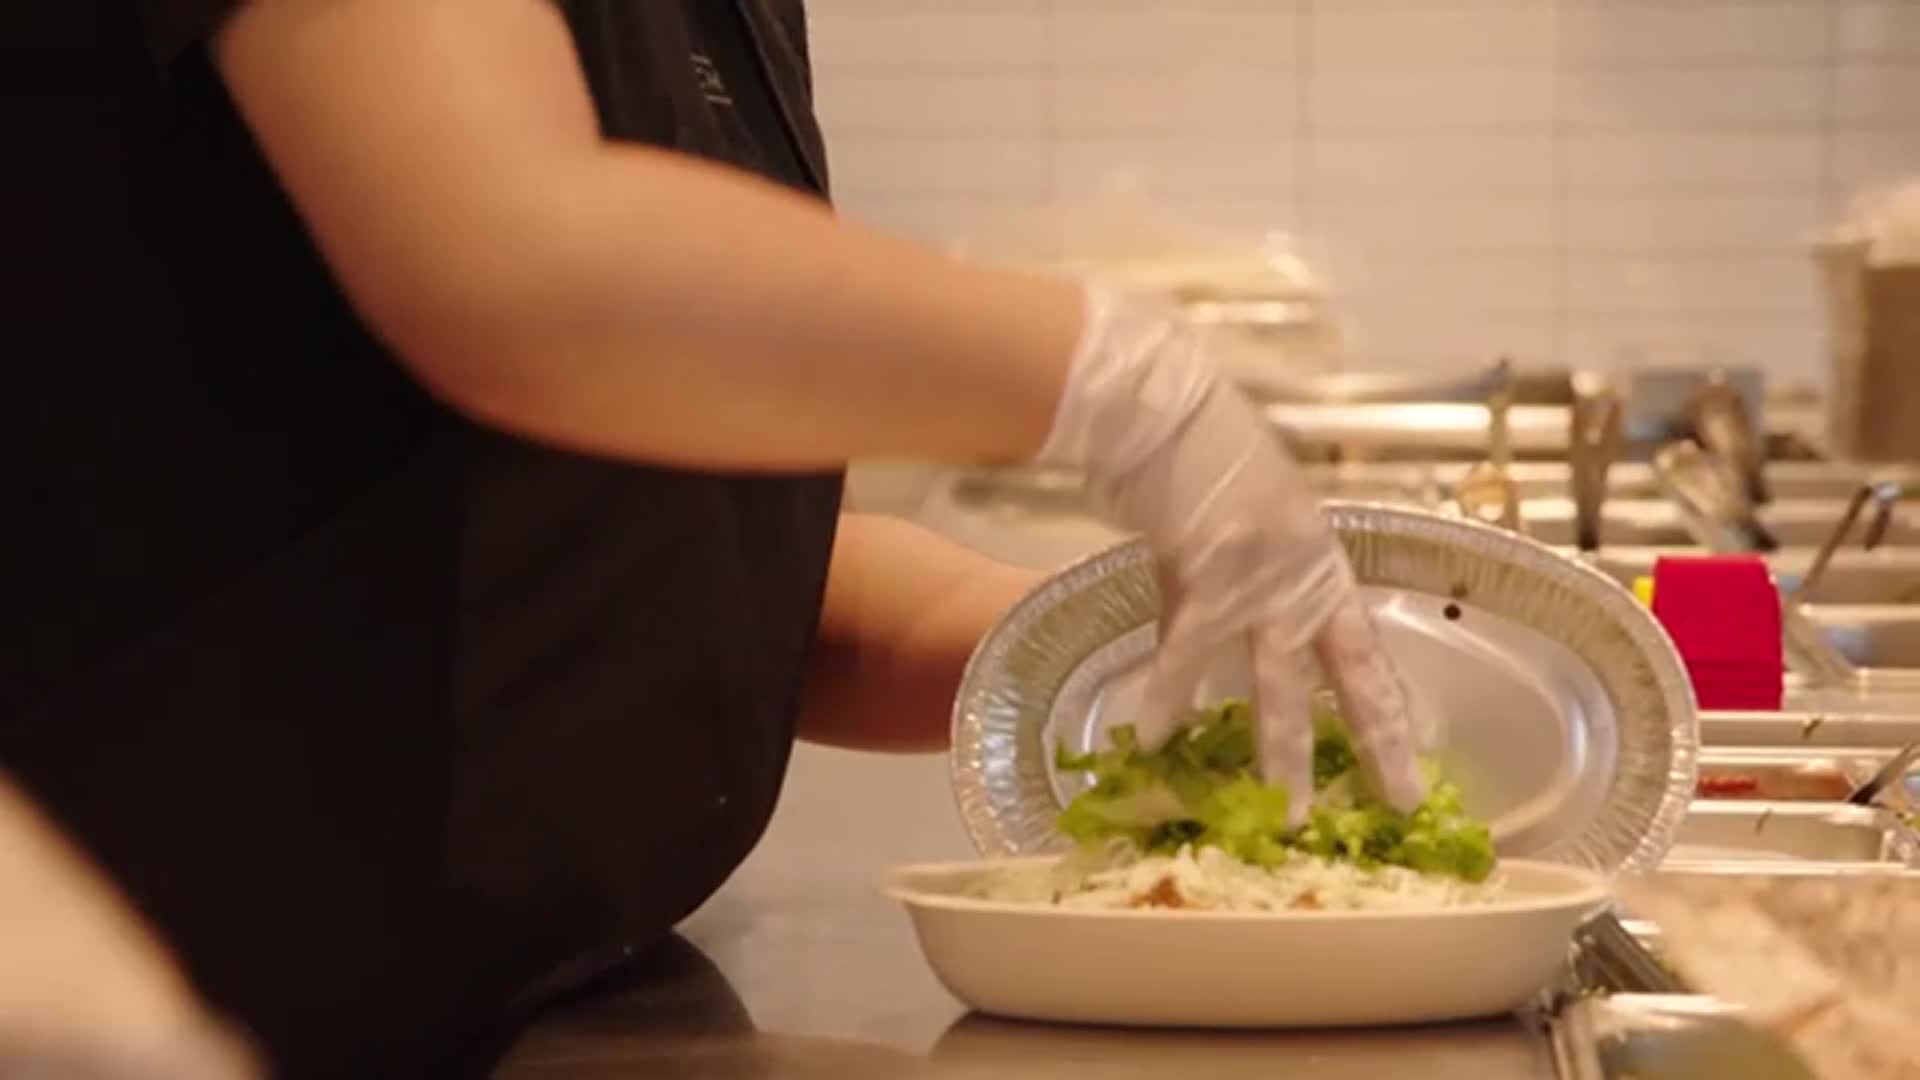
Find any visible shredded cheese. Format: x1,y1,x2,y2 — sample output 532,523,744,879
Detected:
974,845,1506,913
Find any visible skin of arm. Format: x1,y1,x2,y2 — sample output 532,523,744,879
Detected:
212,0,1085,473
799,514,1040,753
0,778,258,1077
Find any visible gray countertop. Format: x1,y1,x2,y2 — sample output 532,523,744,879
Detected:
484,494,1559,1076
491,479,1917,1077
490,745,1561,1078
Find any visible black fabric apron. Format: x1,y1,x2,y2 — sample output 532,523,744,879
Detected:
0,3,839,1076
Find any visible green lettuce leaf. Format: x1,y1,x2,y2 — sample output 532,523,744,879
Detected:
1195,775,1293,868
1054,698,1496,883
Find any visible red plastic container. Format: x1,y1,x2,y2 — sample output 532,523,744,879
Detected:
1650,555,1784,711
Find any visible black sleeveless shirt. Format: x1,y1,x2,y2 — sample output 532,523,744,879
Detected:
0,3,840,1075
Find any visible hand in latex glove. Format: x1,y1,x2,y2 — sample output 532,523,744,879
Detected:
1039,287,1426,823
0,778,259,1080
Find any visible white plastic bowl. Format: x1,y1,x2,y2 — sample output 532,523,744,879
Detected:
888,856,1609,1029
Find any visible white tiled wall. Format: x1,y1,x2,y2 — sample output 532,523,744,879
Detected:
806,0,1920,387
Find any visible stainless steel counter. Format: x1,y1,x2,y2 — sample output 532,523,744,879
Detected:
489,746,1560,1078
491,451,1912,1078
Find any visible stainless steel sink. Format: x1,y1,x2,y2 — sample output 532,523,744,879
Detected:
1588,548,1920,604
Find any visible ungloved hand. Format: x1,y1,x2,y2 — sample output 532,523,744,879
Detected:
0,778,260,1080
1038,286,1426,823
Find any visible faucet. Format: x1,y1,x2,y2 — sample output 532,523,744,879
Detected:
1687,371,1770,508
1568,373,1624,553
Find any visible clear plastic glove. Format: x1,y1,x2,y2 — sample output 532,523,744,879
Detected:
1038,286,1425,823
0,778,260,1080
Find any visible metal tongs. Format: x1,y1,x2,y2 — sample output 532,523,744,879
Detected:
1653,439,1778,553
1846,740,1920,807
1573,907,1688,995
1784,481,1902,688
1454,357,1523,532
1794,481,1902,603
1569,373,1624,553
1687,371,1770,508
1655,371,1775,552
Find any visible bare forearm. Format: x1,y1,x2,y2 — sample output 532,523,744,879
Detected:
0,777,258,1077
800,515,1037,753
483,155,1083,469
215,0,1082,473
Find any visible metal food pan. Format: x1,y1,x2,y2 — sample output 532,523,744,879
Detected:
1548,994,1816,1080
1699,710,1920,749
1654,857,1920,878
1692,749,1893,801
1475,460,1920,501
1664,801,1913,865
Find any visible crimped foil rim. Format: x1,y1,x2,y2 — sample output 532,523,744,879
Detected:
948,501,1699,877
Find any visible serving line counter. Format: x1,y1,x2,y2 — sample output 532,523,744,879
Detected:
493,743,1904,1078
485,454,1920,1078
490,748,1563,1078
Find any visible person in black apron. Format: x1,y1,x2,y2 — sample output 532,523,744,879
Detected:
2,2,1425,1077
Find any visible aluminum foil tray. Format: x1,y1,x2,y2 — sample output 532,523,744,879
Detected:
950,501,1699,875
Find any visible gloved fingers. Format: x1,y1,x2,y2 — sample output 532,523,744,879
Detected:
1144,526,1348,667
1315,598,1426,812
1253,625,1318,828
1134,615,1212,752
1092,368,1329,570
1035,287,1199,475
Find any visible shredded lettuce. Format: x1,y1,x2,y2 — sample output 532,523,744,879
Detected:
1055,698,1496,883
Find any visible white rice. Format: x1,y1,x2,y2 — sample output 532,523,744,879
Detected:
973,845,1505,913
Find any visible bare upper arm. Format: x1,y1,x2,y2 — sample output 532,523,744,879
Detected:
210,0,607,387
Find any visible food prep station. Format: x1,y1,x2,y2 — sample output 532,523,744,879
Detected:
913,373,1920,859
522,372,1918,1078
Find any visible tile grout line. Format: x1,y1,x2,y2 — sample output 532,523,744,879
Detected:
1293,0,1314,244
1816,0,1842,219
1046,0,1061,234
1550,0,1569,372
812,1,1866,379
1810,0,1846,391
